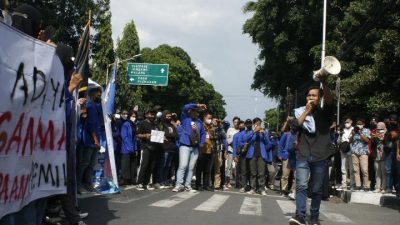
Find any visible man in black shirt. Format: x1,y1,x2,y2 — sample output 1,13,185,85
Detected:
136,108,162,190
289,77,334,225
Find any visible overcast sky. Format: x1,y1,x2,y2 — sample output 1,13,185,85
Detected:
110,0,277,122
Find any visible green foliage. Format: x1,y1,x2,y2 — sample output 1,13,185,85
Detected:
91,0,115,85
264,108,284,132
115,21,141,111
243,0,400,118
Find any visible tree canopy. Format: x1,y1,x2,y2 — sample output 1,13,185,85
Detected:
243,0,400,119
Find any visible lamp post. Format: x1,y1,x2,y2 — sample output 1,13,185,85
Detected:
105,54,142,83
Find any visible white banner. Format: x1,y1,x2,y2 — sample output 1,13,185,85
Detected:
0,23,66,219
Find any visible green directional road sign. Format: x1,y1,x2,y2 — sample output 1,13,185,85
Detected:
127,63,169,86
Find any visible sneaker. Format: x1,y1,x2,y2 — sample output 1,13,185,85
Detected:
79,211,89,219
288,192,296,200
153,183,161,189
136,184,146,191
364,188,370,192
185,186,197,193
309,217,321,225
223,185,229,191
269,185,275,190
373,189,380,193
261,190,267,196
172,186,182,192
239,188,246,193
337,185,347,190
246,189,256,195
289,216,306,225
147,185,155,190
84,185,97,193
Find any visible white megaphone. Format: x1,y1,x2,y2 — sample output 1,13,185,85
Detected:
313,56,341,81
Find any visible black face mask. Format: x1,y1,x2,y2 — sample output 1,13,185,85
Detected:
93,97,101,103
239,127,245,132
246,125,252,130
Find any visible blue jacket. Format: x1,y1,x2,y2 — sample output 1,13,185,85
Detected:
242,130,273,162
278,131,297,169
121,120,137,154
85,100,104,148
177,103,206,147
278,132,290,160
232,131,242,157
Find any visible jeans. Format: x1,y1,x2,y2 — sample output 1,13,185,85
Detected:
396,159,400,193
158,152,175,184
249,157,266,190
76,145,97,187
384,151,394,191
295,159,327,220
175,146,199,187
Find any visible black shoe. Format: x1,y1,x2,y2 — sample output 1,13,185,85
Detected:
289,216,306,225
195,186,204,191
309,217,321,225
364,188,370,192
204,186,214,192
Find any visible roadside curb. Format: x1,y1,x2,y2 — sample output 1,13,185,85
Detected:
335,189,400,207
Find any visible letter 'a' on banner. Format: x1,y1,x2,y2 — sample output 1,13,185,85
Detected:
0,23,66,219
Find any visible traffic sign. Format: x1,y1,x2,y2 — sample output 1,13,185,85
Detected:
127,63,169,86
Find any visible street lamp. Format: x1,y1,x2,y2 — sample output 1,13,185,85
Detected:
105,54,142,83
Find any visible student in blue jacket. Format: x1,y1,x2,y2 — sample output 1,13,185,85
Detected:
233,120,245,189
173,103,207,192
241,117,273,195
120,111,138,185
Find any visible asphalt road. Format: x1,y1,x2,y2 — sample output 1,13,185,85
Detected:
74,186,400,225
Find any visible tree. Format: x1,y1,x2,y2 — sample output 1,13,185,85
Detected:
115,20,141,111
243,0,400,118
91,0,115,85
264,108,284,133
139,45,227,118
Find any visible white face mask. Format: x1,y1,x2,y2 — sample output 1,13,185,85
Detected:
345,123,351,128
156,112,163,118
205,119,212,125
357,125,364,129
130,117,136,122
114,114,121,119
121,115,128,120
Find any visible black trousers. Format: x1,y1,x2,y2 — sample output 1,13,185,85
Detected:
249,157,266,190
137,149,158,185
196,153,213,188
121,153,138,182
239,157,249,188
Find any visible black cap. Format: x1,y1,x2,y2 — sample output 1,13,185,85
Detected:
245,119,252,124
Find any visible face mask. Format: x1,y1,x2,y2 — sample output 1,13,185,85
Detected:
357,125,364,129
345,123,351,128
94,97,101,103
121,115,128,120
246,125,252,130
130,117,136,122
206,119,212,125
156,112,163,118
114,114,121,119
239,127,245,131
377,129,385,134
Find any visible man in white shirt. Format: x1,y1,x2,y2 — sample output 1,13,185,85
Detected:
225,117,240,189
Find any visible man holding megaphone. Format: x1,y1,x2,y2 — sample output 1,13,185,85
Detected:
289,72,334,225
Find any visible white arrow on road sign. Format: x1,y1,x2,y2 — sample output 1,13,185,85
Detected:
161,68,165,74
130,77,135,82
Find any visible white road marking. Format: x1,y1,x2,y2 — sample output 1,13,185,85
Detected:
239,197,262,216
150,191,199,208
194,194,230,212
276,200,296,215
